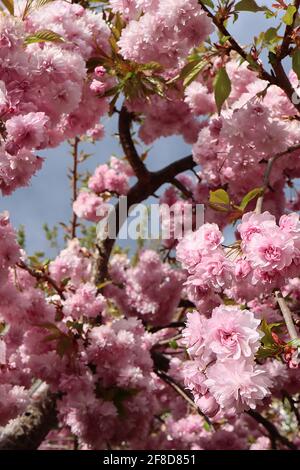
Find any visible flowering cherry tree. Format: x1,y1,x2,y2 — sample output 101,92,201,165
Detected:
1,0,300,451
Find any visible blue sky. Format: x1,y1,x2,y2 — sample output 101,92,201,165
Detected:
0,4,279,255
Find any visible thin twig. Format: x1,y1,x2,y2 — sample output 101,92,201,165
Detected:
283,391,300,426
0,386,58,450
197,1,276,84
275,290,298,341
278,0,300,60
150,321,186,333
171,178,194,200
247,409,297,450
155,369,214,428
255,142,300,213
118,104,150,181
198,1,300,113
155,333,182,347
17,260,66,300
71,137,80,239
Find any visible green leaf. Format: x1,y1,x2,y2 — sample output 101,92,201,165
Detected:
282,5,297,25
209,188,231,211
35,0,54,8
201,0,214,8
203,421,211,432
292,49,300,81
264,26,279,43
182,60,206,88
238,187,263,211
288,338,300,348
0,322,9,336
257,319,284,359
169,339,178,350
235,0,264,12
1,0,14,14
209,189,230,206
96,280,113,290
17,224,26,249
24,29,65,45
213,67,231,114
37,321,61,332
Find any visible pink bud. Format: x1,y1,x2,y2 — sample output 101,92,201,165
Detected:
90,79,106,95
197,393,219,417
94,66,106,78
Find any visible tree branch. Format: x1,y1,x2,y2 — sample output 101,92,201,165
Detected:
255,142,300,213
247,409,297,450
149,321,185,333
118,104,150,181
275,290,299,341
17,260,66,300
155,369,213,428
283,391,300,426
198,1,300,113
70,137,80,239
271,59,300,113
198,1,276,84
171,177,194,200
278,0,300,60
94,154,197,284
0,384,58,450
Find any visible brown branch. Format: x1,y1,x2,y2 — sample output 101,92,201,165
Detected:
155,333,182,347
171,177,194,200
255,142,300,213
0,385,58,450
178,299,195,309
70,137,80,239
198,1,276,84
278,0,300,60
5,98,196,452
198,1,300,114
247,409,297,450
283,391,300,426
94,154,197,284
150,321,186,333
275,290,299,341
271,59,300,113
17,260,66,300
119,104,150,181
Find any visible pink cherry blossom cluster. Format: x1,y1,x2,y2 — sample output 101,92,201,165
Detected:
117,0,213,69
49,238,92,287
127,90,203,145
0,211,21,281
182,308,271,416
105,250,185,326
192,63,300,210
1,0,300,452
73,157,133,222
0,2,110,195
160,413,266,450
175,214,300,417
57,317,157,449
159,173,226,249
237,211,300,288
0,218,153,445
177,213,300,307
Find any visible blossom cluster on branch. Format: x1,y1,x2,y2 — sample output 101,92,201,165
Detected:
1,0,300,452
